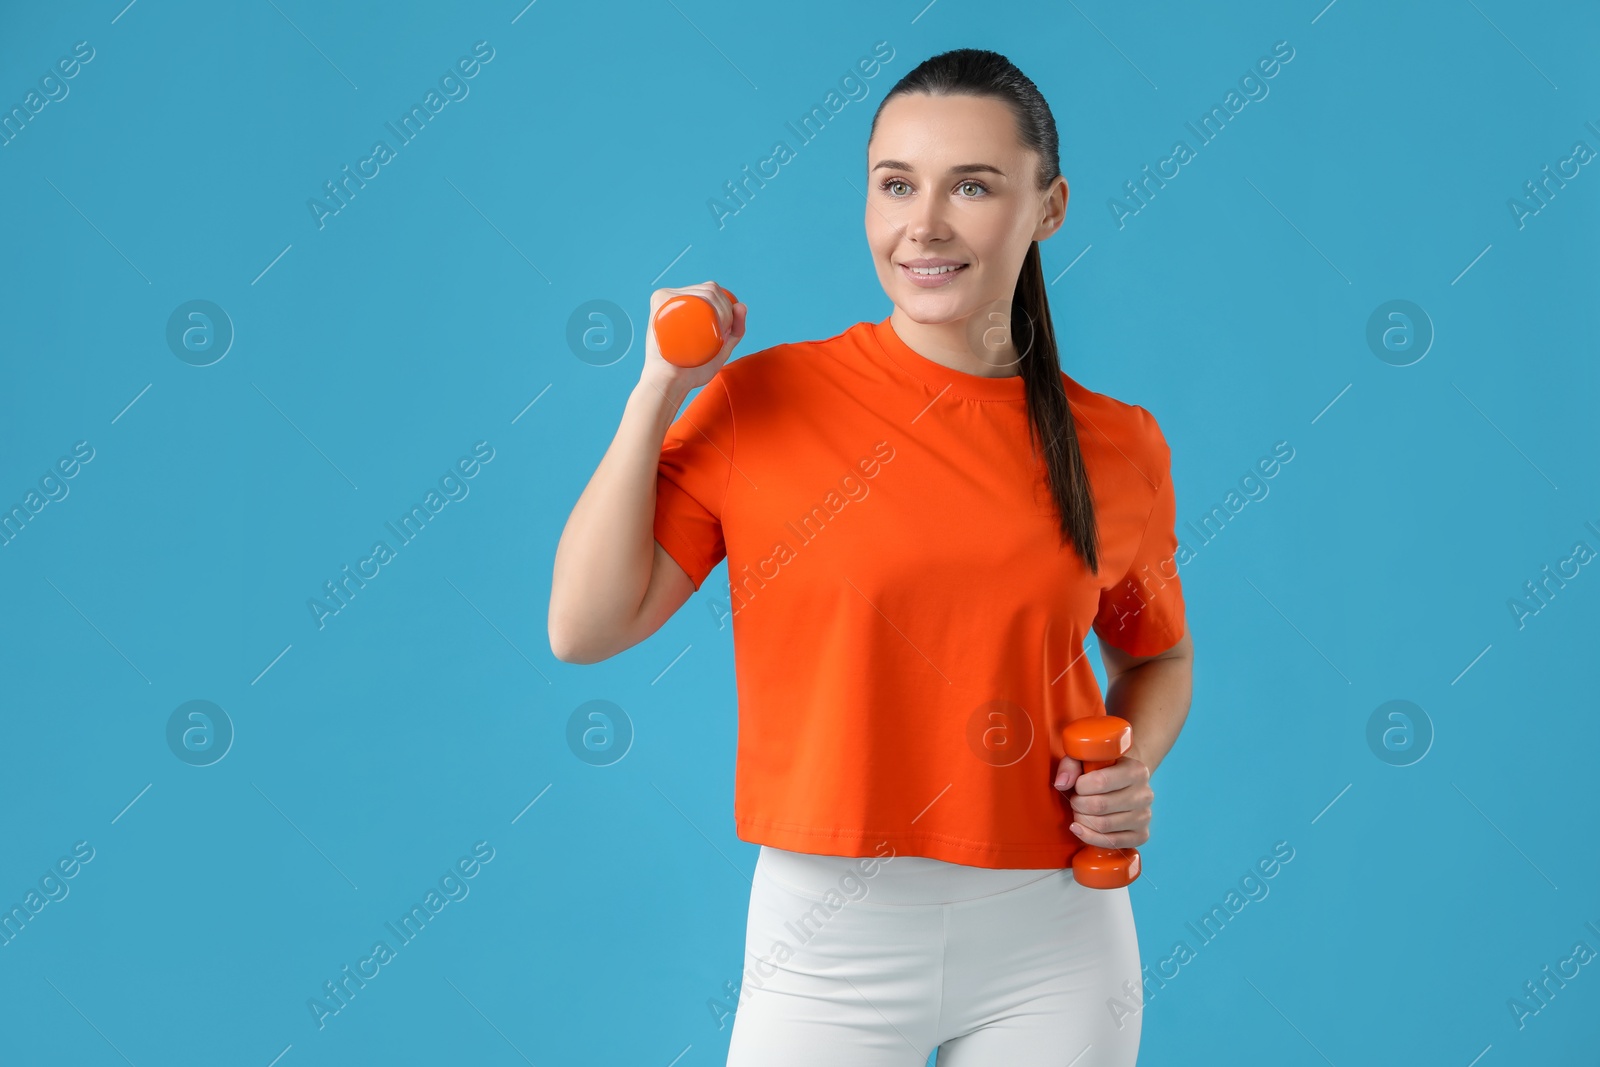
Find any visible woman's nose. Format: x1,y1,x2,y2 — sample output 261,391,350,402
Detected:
903,199,948,241
907,215,943,241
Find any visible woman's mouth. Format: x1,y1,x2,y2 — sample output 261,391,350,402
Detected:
899,262,969,288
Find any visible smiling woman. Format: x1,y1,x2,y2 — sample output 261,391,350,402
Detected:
710,57,1193,1063
548,44,1195,1067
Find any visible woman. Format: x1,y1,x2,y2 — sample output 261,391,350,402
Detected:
549,47,1194,1066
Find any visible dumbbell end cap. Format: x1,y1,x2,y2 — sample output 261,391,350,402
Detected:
1071,845,1140,889
1061,715,1133,763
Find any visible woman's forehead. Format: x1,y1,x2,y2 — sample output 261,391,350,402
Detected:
871,95,1021,163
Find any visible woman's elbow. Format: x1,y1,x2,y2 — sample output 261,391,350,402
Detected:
548,608,633,664
547,600,593,664
548,628,586,664
548,614,603,664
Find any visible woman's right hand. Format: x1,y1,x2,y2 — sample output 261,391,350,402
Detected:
641,282,746,394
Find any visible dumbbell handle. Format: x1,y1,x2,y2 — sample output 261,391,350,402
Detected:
653,285,739,367
1061,714,1141,890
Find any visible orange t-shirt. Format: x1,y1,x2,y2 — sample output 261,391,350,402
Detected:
652,315,1186,869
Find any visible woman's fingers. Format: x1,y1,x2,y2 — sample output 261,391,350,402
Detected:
1072,755,1149,795
1070,796,1151,847
1070,798,1150,828
1069,821,1149,849
1069,779,1152,815
1053,756,1082,791
1059,756,1153,847
1068,756,1153,847
718,301,747,358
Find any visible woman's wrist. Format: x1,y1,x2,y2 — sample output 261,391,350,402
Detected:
1125,742,1156,777
632,373,691,425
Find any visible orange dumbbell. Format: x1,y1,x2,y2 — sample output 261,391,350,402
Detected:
652,285,739,367
1061,714,1141,889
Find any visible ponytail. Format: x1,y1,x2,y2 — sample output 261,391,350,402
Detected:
1015,241,1099,573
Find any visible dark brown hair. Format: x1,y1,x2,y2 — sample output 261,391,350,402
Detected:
869,48,1100,574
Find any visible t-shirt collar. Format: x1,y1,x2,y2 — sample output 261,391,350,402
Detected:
868,315,1030,403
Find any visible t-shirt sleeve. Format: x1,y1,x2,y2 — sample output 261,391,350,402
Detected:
1092,410,1186,656
652,372,736,592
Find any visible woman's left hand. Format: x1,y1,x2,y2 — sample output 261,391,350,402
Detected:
1054,754,1153,848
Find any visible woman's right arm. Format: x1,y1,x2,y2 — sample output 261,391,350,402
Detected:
546,284,745,664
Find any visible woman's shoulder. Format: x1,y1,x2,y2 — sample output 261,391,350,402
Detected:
1063,372,1173,463
711,320,874,390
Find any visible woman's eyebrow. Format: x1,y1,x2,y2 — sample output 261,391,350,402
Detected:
871,160,1007,177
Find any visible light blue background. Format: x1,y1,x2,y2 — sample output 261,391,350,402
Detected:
2,1,1597,1064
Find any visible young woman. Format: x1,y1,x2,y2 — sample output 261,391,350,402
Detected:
550,48,1194,1067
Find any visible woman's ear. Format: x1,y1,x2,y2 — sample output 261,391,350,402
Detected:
1037,177,1069,240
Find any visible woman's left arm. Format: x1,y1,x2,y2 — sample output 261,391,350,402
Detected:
1101,627,1194,777
1055,628,1195,848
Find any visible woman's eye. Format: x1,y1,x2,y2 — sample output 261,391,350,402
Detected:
879,177,988,197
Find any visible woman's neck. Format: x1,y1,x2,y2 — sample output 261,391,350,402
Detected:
890,305,1023,379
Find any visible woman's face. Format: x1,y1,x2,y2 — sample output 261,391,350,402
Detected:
865,92,1067,352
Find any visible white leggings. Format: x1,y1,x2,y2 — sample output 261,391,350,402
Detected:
726,845,1143,1066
